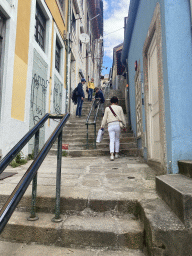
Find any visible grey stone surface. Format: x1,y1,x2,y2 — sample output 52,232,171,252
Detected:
1,211,143,249
0,241,145,256
156,174,192,227
139,198,192,256
178,160,192,178
1,153,192,255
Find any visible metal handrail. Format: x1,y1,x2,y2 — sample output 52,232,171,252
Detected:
85,85,109,149
0,113,50,174
0,113,70,234
86,100,96,124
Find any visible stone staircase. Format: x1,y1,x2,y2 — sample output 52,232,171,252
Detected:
50,89,138,157
156,161,192,231
0,156,148,255
1,89,192,255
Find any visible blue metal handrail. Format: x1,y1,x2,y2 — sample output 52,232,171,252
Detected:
0,113,70,233
85,85,109,149
0,113,50,174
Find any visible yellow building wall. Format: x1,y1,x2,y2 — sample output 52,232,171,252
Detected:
11,0,31,121
11,0,68,121
45,0,68,99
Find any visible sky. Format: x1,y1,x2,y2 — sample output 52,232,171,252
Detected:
101,0,130,76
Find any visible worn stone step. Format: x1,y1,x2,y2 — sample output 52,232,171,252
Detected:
64,122,102,128
62,132,134,138
139,198,191,256
61,137,136,144
178,160,192,178
0,211,144,250
0,241,146,256
156,174,192,228
52,142,137,151
50,148,138,157
64,126,133,132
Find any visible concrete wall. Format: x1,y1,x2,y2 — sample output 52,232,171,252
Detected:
0,0,68,158
127,0,192,173
127,0,168,170
164,0,192,173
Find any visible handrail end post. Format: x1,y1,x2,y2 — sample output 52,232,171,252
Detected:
51,216,63,223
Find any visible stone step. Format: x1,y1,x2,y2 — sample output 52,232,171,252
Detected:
62,133,135,139
178,160,192,178
139,198,190,256
52,142,137,151
0,195,138,216
64,126,133,132
60,137,136,144
156,174,192,228
62,130,134,136
50,148,138,157
65,121,102,127
0,241,146,256
0,211,144,250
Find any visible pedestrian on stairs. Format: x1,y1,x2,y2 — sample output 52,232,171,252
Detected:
101,96,126,161
88,78,95,101
94,87,105,115
76,78,86,117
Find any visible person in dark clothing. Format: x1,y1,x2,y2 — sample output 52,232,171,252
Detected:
76,78,86,117
94,87,105,115
94,87,105,103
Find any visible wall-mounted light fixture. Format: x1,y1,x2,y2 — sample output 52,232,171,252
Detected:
135,61,137,71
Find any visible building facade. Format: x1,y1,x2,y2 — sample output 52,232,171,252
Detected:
0,0,103,159
122,0,192,174
67,0,103,115
111,43,126,98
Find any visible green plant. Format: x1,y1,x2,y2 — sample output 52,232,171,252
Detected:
10,152,28,168
28,150,34,160
62,150,68,157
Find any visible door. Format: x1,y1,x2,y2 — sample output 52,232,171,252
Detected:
147,34,161,161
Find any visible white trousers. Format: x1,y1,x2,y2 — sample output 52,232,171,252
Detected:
108,122,120,153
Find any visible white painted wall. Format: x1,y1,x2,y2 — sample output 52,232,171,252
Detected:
0,0,21,157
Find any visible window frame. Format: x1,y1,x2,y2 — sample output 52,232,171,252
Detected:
56,0,66,24
55,39,61,73
34,2,46,51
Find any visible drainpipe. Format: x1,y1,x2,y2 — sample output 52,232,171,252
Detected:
190,0,192,23
126,59,131,128
65,0,72,113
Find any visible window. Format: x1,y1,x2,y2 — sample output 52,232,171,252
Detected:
35,3,46,51
59,0,64,9
58,0,65,14
79,40,82,53
72,12,76,33
55,40,61,73
87,14,89,33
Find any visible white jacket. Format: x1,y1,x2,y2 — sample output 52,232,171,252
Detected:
101,105,126,128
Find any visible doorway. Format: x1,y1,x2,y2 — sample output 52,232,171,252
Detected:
147,33,161,161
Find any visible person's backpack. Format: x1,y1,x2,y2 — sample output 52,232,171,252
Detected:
71,87,78,104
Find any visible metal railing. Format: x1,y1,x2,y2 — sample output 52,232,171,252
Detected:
0,113,70,234
85,84,110,149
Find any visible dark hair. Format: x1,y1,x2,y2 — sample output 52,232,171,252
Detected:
110,96,118,104
81,78,86,82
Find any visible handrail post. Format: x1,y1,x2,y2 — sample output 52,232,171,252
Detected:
28,130,39,221
86,124,89,149
52,130,63,222
94,123,96,149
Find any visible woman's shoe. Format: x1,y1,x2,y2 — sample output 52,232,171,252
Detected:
115,153,119,159
110,153,114,161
